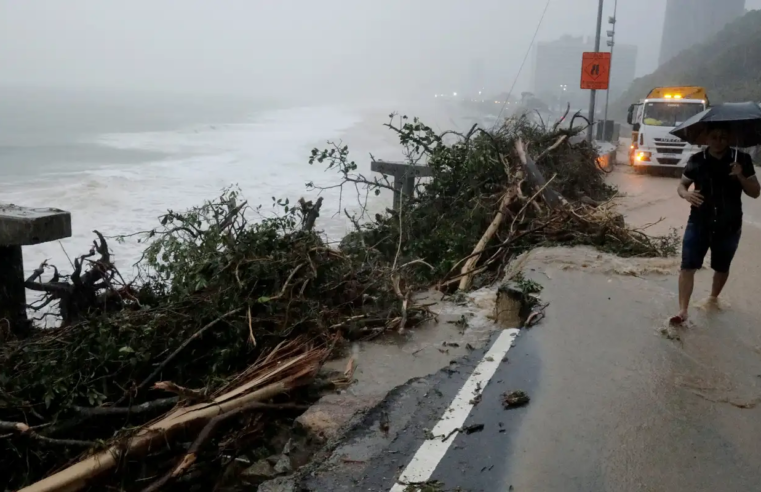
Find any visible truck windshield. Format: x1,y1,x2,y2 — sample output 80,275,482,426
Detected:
642,102,704,127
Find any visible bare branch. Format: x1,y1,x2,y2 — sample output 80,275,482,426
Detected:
71,397,179,416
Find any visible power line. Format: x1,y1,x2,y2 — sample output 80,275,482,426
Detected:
494,0,553,125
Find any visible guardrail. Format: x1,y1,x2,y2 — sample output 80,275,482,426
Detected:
0,205,72,337
370,160,432,210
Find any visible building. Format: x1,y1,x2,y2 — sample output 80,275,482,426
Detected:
532,35,637,112
658,0,745,66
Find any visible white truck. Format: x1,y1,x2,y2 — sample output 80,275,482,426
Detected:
626,86,708,169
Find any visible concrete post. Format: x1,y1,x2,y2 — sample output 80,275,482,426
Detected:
0,245,29,336
402,173,416,202
370,160,433,212
0,205,72,337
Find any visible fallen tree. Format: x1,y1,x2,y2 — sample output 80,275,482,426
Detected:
1,189,432,491
323,114,678,291
1,113,678,491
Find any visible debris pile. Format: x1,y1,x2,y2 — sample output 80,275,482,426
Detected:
1,113,677,491
324,113,679,292
0,189,430,491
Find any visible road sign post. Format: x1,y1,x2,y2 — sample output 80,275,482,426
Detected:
586,0,605,143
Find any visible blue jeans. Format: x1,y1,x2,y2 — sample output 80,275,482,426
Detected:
681,221,741,273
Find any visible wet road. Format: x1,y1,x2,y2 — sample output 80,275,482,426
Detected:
303,164,761,492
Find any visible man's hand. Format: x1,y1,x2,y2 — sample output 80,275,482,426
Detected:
684,190,704,207
730,163,744,177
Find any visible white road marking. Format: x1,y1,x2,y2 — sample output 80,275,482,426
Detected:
389,328,521,492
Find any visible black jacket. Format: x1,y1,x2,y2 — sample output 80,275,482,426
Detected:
683,149,756,233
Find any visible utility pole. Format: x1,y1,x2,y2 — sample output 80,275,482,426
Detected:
586,0,605,143
602,0,618,142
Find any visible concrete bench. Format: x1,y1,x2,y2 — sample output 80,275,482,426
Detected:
370,160,433,210
0,205,72,336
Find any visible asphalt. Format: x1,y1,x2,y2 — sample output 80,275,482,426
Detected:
301,164,761,492
434,253,761,492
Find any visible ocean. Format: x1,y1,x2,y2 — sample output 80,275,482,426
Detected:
0,87,478,280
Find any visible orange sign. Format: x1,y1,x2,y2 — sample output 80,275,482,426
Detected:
580,52,611,90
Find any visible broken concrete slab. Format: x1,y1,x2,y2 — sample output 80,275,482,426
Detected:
240,459,277,481
295,393,382,442
494,282,529,326
258,476,296,492
273,454,293,475
0,204,71,246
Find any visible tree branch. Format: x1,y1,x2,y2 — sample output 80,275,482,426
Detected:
1,421,95,448
115,308,243,405
71,397,179,416
141,402,308,492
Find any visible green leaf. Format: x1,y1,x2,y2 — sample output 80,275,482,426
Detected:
257,296,271,303
119,346,135,354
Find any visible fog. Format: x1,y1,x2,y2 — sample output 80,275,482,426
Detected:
2,0,761,104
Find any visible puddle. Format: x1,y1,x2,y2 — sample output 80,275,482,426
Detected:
323,285,518,401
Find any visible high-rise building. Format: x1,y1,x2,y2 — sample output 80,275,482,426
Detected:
658,0,746,66
532,35,637,111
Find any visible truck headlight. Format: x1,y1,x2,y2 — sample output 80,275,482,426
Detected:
636,151,651,162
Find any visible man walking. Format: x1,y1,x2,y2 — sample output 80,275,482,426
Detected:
671,124,760,324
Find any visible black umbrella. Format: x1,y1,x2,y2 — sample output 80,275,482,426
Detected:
669,102,761,148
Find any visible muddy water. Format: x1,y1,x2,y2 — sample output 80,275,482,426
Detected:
503,244,761,491
323,288,520,400
501,166,761,490
609,163,761,327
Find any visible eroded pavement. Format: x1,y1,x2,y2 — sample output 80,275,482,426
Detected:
295,164,761,492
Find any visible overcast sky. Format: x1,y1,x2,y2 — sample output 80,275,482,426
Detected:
2,0,760,103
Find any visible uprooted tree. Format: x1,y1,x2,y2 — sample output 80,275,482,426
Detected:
24,230,130,326
0,113,678,492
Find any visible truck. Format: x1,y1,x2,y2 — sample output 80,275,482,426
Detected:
626,86,709,168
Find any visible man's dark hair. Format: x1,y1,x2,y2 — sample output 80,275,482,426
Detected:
706,122,731,133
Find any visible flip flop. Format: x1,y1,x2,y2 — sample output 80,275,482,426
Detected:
669,315,686,326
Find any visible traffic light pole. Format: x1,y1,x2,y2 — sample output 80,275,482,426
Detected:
586,0,605,143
